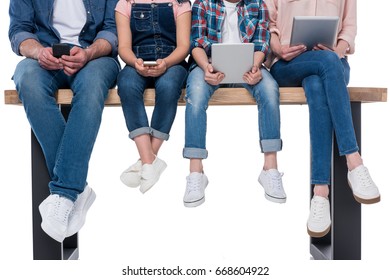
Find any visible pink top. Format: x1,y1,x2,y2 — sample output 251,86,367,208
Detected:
115,0,191,20
265,0,357,64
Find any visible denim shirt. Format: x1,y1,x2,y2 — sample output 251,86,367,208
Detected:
9,0,118,57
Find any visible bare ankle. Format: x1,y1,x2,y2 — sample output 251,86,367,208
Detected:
190,159,203,173
313,185,329,198
346,152,363,171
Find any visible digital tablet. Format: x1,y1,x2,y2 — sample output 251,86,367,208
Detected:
290,16,339,50
211,43,254,84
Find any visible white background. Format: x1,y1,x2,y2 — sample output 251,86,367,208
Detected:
0,1,389,279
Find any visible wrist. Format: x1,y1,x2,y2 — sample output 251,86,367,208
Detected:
162,58,168,68
84,47,93,62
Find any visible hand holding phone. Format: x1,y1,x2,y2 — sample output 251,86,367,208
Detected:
52,43,71,58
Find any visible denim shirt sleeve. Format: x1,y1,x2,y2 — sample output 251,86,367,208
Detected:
9,0,39,56
93,0,118,57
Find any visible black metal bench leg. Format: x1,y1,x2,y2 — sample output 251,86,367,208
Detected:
31,105,79,260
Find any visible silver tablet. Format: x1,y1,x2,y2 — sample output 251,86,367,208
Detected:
290,16,339,50
211,43,254,84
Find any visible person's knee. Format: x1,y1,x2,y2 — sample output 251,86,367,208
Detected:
303,76,327,107
185,86,209,112
321,50,341,67
253,85,279,106
117,69,145,100
15,60,46,90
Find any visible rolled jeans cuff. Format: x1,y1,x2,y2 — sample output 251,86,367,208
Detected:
260,139,283,153
129,127,151,139
183,147,208,159
150,128,170,141
129,127,170,141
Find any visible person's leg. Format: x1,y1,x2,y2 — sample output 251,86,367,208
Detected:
142,65,188,192
301,75,332,238
289,55,379,204
271,51,358,155
54,57,119,239
13,58,66,179
183,67,216,161
13,58,74,242
50,57,119,200
338,58,364,172
302,75,332,189
271,54,337,236
182,66,216,207
117,66,153,188
272,52,379,235
151,64,187,144
130,64,186,178
117,65,150,146
243,68,285,203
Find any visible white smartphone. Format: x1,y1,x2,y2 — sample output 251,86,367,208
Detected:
143,61,158,66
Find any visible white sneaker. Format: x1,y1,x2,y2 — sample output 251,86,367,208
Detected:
39,194,74,243
258,169,286,203
307,196,331,238
120,160,142,188
183,172,208,207
139,157,167,193
66,185,96,237
348,165,381,204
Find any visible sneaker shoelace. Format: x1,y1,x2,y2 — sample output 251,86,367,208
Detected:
52,198,71,223
355,167,374,190
187,176,202,192
269,172,284,191
311,199,327,222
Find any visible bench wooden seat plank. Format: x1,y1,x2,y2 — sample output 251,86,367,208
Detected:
4,87,388,106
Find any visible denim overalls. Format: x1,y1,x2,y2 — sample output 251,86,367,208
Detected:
117,0,189,141
132,2,175,60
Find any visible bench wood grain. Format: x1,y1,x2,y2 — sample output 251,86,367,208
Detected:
4,87,388,106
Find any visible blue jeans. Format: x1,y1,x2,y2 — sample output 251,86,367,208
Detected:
13,57,120,201
183,66,282,159
270,50,357,185
117,65,187,140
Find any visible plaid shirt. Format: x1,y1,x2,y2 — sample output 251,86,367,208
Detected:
191,0,270,57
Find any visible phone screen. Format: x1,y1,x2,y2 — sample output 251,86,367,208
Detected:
52,44,70,58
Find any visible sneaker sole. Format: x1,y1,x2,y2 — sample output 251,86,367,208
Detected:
347,180,381,204
264,193,286,204
140,163,167,194
258,178,287,204
184,196,205,208
66,189,96,237
307,225,331,238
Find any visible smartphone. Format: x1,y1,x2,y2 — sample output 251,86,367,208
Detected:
52,43,71,58
143,61,158,66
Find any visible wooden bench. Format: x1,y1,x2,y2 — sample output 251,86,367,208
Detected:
4,87,387,106
4,87,388,260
